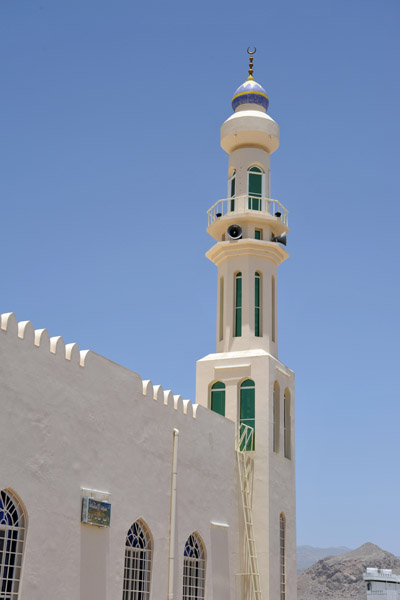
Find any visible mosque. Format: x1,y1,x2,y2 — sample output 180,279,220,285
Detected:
0,51,296,600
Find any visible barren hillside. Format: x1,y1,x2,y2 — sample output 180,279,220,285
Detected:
298,543,400,600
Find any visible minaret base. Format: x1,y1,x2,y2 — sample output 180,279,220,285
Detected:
196,350,296,600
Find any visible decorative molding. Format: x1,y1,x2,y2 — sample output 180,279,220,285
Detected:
206,239,289,267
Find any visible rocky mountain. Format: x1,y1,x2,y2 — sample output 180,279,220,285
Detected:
297,545,352,573
298,542,400,600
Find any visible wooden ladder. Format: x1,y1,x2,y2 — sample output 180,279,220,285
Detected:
236,425,262,600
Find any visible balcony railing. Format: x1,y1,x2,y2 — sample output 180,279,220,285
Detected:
207,195,288,227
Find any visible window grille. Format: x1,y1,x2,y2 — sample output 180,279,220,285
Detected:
280,513,286,600
122,519,152,600
183,533,206,600
0,489,27,600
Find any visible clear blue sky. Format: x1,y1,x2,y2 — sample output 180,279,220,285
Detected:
1,0,399,556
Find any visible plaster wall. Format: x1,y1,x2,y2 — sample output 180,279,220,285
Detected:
0,312,240,600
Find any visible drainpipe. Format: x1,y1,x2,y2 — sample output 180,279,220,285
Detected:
168,428,179,600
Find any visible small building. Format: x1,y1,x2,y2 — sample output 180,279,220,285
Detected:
364,568,400,600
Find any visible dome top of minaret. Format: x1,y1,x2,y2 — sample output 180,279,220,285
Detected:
232,48,269,112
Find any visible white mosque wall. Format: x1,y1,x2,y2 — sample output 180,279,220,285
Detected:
0,312,240,600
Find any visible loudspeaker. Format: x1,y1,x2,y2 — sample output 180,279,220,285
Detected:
272,232,287,246
227,224,242,240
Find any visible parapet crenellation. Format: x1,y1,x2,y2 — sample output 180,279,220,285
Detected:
0,311,198,419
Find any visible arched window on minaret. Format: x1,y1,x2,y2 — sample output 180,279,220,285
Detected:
240,379,255,450
284,388,291,459
234,272,242,337
210,381,225,416
248,166,264,210
123,519,152,599
0,489,27,599
255,272,261,337
229,168,236,211
183,532,206,600
219,276,224,342
280,513,286,600
272,275,276,343
273,381,280,453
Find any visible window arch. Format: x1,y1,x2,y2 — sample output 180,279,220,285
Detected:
248,166,264,211
210,381,225,416
271,275,276,343
280,513,286,600
284,389,291,460
183,532,206,600
273,381,280,453
229,169,236,211
123,519,152,599
234,272,242,337
240,379,255,450
255,272,261,337
0,488,27,600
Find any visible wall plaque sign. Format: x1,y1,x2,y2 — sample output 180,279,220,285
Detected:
81,497,111,527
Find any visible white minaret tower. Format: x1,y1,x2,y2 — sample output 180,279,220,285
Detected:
196,50,296,600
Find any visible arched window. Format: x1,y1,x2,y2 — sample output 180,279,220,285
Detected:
234,272,242,337
248,166,263,211
229,169,236,211
271,275,276,343
255,272,261,337
284,389,291,459
219,277,224,342
240,379,255,450
123,519,152,599
183,532,206,600
273,381,280,453
210,381,225,416
0,489,27,599
280,513,286,600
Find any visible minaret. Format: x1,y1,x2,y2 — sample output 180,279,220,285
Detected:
196,50,296,600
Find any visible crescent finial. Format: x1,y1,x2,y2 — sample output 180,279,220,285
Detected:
247,47,256,80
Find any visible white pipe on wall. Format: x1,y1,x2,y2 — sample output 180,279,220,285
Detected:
167,428,179,600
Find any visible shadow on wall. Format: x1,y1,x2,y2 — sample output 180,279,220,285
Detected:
80,523,109,600
211,524,231,598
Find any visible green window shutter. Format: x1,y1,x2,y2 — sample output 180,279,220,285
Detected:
248,167,262,211
255,229,261,240
211,381,226,416
230,170,236,211
255,272,261,337
235,273,242,337
230,175,236,197
240,379,255,450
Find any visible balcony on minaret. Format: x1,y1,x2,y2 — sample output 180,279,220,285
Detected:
207,195,289,242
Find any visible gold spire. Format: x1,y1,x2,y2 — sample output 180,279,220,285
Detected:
247,47,256,80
